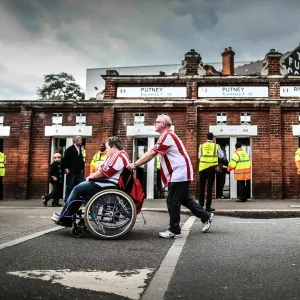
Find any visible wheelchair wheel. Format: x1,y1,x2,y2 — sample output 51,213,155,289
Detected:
72,226,84,238
84,189,137,239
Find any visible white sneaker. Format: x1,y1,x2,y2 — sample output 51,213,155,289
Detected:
158,230,182,239
51,215,60,222
202,213,214,233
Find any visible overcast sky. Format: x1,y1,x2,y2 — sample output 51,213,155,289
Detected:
0,0,299,100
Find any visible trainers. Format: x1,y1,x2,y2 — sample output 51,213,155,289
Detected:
205,207,215,212
158,230,182,239
42,196,47,206
202,213,214,233
51,215,60,222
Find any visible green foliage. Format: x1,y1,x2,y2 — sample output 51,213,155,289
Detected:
37,72,85,101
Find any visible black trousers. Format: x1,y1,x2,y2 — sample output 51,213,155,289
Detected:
199,166,216,208
167,181,211,234
237,180,250,201
0,176,3,200
216,171,226,198
45,182,62,205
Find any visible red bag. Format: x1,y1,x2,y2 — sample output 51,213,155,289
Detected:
118,168,145,214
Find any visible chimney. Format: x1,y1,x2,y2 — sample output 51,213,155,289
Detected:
222,47,235,76
265,49,282,75
106,70,119,76
184,49,202,75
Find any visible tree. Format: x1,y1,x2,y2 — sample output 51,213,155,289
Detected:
37,72,85,101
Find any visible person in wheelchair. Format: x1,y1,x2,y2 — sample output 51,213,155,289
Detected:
51,136,130,226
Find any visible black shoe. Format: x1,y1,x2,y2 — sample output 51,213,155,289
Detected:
236,199,247,202
52,203,63,207
205,207,215,212
42,196,47,206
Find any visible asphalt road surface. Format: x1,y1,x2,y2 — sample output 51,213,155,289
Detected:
0,207,299,300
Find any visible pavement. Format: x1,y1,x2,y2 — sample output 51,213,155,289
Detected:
1,198,300,218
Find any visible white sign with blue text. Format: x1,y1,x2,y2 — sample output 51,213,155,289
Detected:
117,87,186,98
198,87,268,98
280,86,300,97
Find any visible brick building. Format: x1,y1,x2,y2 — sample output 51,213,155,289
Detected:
2,47,300,201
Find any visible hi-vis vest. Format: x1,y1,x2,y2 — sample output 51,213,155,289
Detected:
156,155,160,170
0,152,6,177
90,151,108,174
82,148,86,162
228,149,251,180
199,142,219,171
295,148,300,174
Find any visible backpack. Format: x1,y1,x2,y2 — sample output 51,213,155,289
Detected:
118,167,145,214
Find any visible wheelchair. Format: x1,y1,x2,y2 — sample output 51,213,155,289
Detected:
58,189,137,239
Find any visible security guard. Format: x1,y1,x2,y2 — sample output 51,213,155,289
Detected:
90,143,108,174
0,151,6,200
227,142,251,202
198,132,224,211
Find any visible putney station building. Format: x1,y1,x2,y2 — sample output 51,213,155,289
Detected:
2,45,300,201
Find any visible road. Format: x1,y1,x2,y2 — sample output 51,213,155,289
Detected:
0,206,299,300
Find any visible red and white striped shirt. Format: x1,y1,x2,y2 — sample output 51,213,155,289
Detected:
96,150,129,187
152,130,193,187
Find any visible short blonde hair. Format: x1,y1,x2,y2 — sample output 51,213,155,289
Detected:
53,153,61,158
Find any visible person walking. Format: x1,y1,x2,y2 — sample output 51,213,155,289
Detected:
90,143,108,174
62,135,85,202
198,132,224,212
227,142,251,202
0,150,6,200
42,153,63,207
127,114,213,239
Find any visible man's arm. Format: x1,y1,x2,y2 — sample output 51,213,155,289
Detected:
127,149,157,170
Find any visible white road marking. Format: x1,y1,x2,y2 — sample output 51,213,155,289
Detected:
141,216,197,300
27,216,49,219
7,269,154,300
228,221,276,224
0,227,62,251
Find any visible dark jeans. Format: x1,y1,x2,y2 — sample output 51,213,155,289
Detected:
60,181,104,219
216,171,226,198
237,180,251,201
64,171,84,202
167,181,211,234
199,166,216,208
45,181,62,205
0,176,3,200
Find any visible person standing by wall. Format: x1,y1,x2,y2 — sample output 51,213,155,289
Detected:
0,150,6,200
216,144,229,199
127,114,213,239
227,142,251,202
198,132,224,212
90,143,107,174
42,153,63,207
62,135,85,202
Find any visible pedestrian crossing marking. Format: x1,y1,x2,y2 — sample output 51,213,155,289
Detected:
8,268,154,300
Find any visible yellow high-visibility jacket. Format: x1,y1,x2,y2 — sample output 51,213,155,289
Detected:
295,148,300,174
0,152,6,177
228,148,251,180
199,142,219,171
156,155,160,170
90,151,108,174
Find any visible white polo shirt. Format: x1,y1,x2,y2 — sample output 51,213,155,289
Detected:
152,129,193,187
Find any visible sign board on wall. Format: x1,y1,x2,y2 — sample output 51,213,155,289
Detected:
198,87,268,98
282,45,300,74
52,113,63,126
134,114,144,124
76,113,86,126
45,126,92,136
240,113,251,125
280,86,300,97
217,112,227,125
209,125,258,136
117,87,186,98
0,114,3,126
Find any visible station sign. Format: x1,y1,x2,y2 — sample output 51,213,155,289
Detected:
217,112,227,125
240,113,251,125
0,113,3,126
45,126,92,136
117,87,186,98
198,86,268,98
280,86,300,97
209,125,258,136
